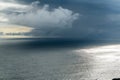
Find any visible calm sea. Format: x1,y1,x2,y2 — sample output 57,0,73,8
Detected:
0,38,120,80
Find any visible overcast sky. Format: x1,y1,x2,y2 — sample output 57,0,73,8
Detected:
0,0,120,39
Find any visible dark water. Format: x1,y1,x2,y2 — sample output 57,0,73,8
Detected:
0,39,120,80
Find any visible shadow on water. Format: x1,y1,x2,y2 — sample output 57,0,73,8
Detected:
0,38,101,50
1,38,120,51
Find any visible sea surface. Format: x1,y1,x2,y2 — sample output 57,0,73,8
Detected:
0,38,120,80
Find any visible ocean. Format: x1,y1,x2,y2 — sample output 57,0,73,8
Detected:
0,38,120,80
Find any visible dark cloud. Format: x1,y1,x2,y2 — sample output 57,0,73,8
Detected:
1,0,120,39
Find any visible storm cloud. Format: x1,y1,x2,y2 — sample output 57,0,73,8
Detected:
4,1,79,37
0,0,120,39
8,1,79,35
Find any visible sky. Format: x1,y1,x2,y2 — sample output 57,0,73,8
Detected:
0,0,120,39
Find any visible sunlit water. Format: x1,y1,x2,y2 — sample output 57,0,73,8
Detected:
0,39,120,80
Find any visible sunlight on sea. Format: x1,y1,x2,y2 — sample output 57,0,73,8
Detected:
0,40,120,80
74,44,120,80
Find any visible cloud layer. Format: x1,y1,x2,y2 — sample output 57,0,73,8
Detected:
5,1,79,36
1,0,120,39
